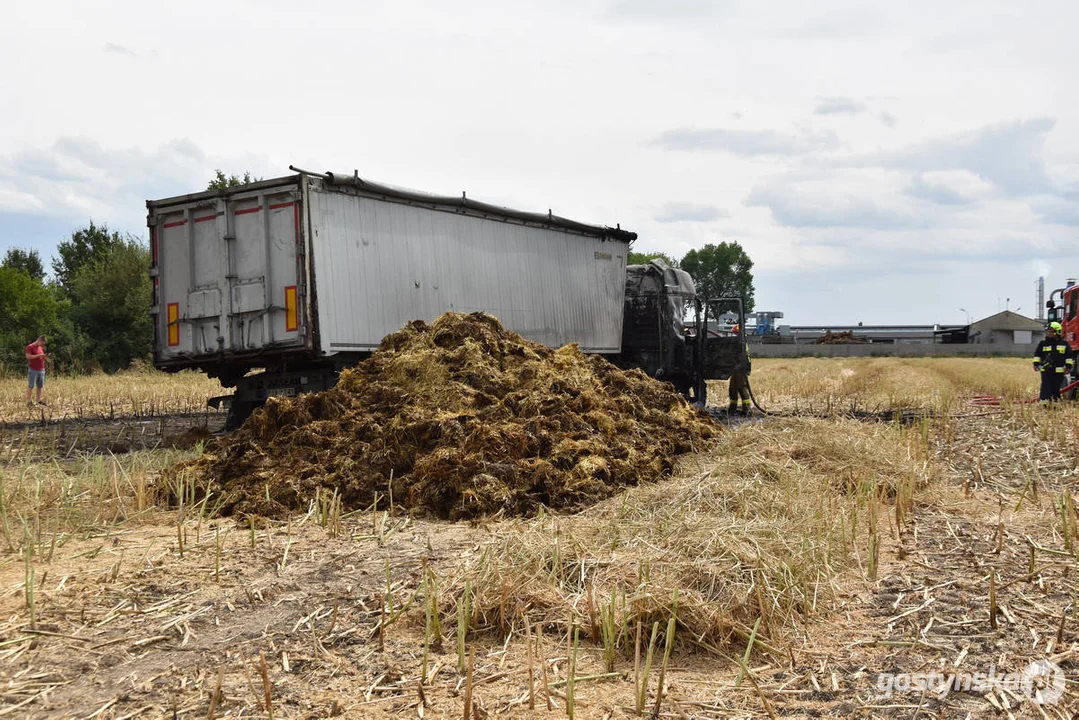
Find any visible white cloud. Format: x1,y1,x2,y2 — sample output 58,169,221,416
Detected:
851,118,1057,196
0,0,1077,325
779,8,882,39
813,97,868,116
745,170,931,230
903,173,973,206
605,0,736,21
649,127,840,156
0,137,279,234
102,42,138,57
877,111,898,128
1032,196,1079,226
653,202,729,223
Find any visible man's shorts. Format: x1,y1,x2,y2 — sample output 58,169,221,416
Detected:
28,369,45,388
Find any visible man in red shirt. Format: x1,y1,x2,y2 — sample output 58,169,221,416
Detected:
25,335,48,407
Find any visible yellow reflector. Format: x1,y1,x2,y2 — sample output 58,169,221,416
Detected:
285,286,298,331
167,303,180,347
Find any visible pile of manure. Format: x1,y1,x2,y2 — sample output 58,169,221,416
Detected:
176,312,718,520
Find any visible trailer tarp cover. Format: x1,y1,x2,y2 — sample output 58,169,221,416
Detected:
323,171,637,244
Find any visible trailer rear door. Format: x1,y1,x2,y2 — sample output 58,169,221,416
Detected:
152,183,305,363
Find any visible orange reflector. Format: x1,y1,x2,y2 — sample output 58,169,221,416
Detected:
285,286,298,331
167,303,180,346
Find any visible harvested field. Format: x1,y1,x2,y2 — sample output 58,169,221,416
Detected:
177,312,717,520
1,356,1078,718
0,367,224,460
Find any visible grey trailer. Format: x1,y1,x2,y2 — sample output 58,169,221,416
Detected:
148,169,635,424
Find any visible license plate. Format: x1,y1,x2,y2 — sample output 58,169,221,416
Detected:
267,387,297,398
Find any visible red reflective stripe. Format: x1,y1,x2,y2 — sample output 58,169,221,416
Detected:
194,214,217,223
268,201,294,210
163,219,187,229
234,206,262,216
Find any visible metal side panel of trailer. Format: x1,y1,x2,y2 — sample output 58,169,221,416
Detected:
306,181,629,354
149,177,312,367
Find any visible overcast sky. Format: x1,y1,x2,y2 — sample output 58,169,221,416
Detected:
3,0,1077,325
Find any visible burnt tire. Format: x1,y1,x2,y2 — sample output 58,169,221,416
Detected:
225,400,258,431
693,378,708,407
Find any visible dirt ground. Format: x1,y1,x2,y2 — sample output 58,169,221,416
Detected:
0,398,1077,718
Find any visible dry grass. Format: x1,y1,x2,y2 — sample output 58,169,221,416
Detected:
752,356,1039,413
0,448,206,556
444,414,935,663
0,367,222,423
1,356,1078,717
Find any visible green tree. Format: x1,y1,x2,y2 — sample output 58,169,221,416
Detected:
52,221,125,295
3,247,46,282
207,169,261,191
627,250,677,266
0,267,59,372
46,296,94,374
70,239,152,372
679,241,755,311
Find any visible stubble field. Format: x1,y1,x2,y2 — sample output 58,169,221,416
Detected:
0,357,1076,719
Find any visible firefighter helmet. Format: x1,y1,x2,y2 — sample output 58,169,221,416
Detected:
1051,322,1063,333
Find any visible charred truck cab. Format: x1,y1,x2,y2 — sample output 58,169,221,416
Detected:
616,260,749,406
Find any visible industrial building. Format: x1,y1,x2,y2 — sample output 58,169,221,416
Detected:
751,311,1045,346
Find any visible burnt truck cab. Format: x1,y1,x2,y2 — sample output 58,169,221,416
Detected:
697,297,751,382
616,259,749,406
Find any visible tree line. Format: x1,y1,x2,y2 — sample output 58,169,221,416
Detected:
0,223,151,375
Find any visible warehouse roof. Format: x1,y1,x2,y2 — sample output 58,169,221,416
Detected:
969,311,1045,332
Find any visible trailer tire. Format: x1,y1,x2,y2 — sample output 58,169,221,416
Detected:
693,377,708,407
225,400,259,431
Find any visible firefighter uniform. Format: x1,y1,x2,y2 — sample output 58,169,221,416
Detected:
726,323,750,414
726,323,752,415
1033,324,1074,401
728,367,751,415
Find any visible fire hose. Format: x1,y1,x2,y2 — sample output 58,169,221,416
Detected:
745,378,770,415
969,374,1079,407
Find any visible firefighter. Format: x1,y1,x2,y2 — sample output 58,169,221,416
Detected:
728,323,752,415
1033,322,1074,402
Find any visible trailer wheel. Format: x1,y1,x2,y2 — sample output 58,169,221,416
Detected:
225,400,258,431
693,378,708,407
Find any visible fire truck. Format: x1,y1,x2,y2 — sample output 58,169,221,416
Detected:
1046,279,1079,396
1046,279,1079,347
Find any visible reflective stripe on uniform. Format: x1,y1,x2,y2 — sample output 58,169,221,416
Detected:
1058,345,1068,353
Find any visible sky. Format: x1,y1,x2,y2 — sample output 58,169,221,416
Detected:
2,0,1077,325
